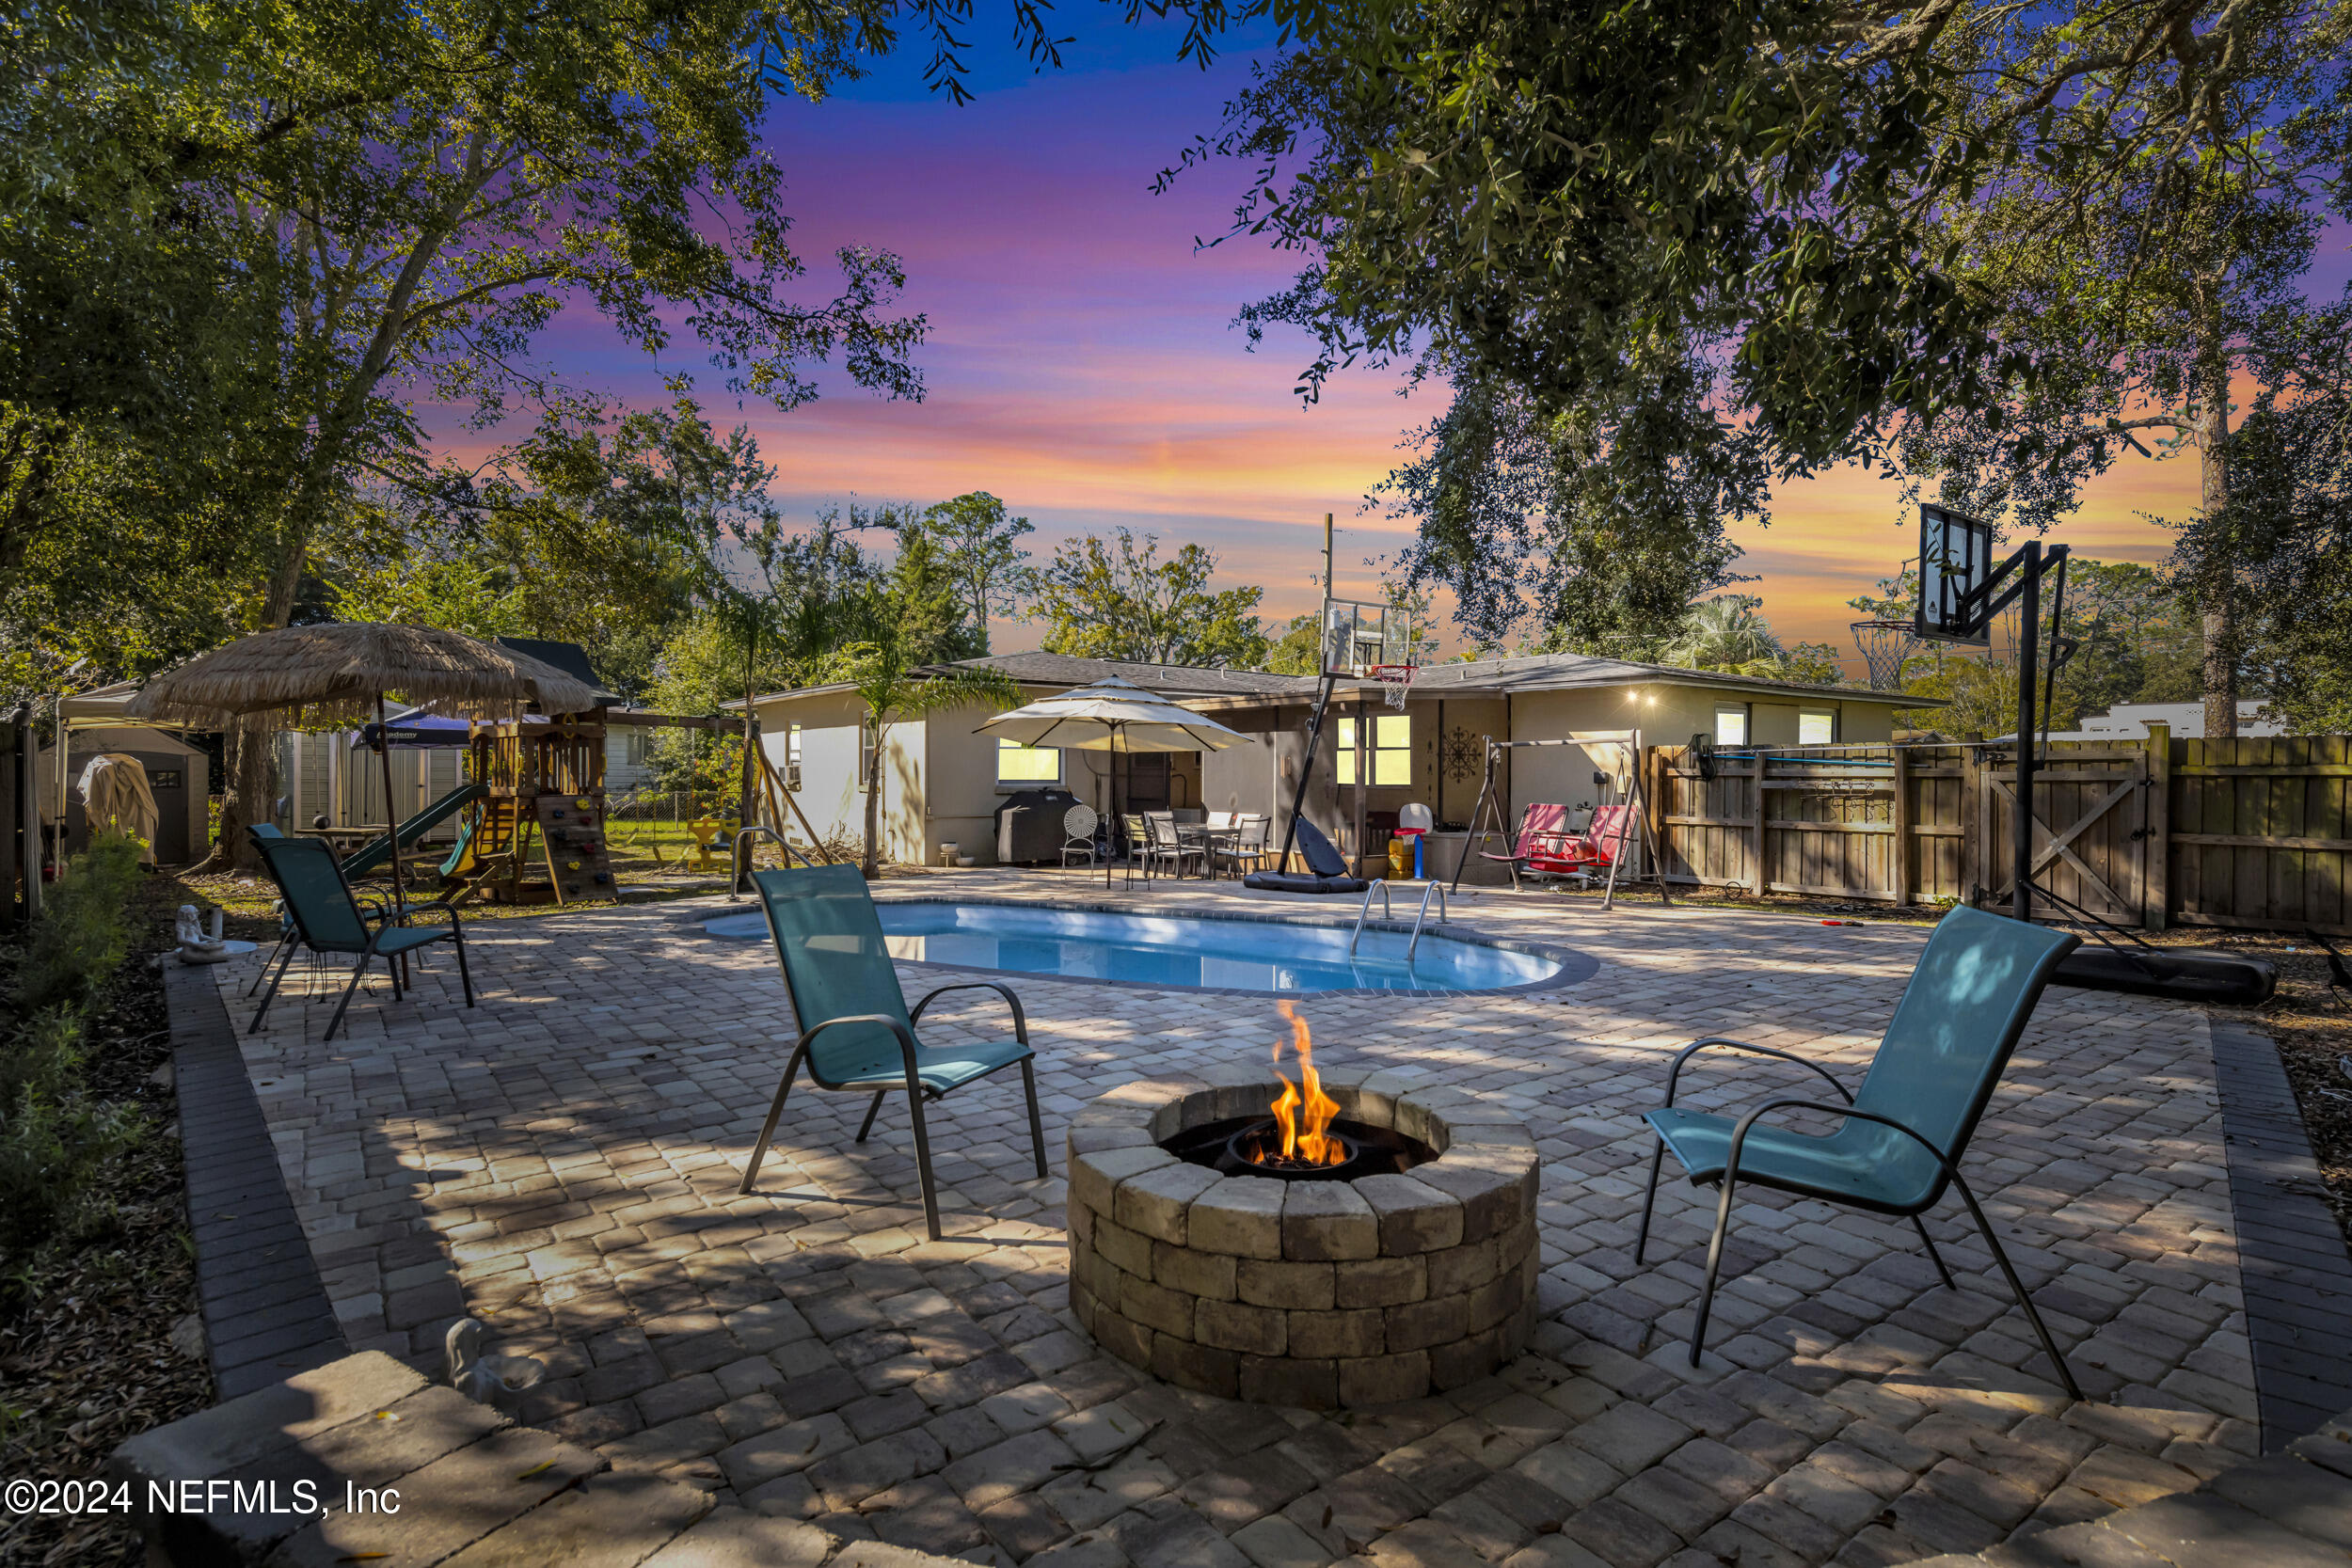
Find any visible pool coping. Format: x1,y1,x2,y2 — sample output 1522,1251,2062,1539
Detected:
690,892,1602,998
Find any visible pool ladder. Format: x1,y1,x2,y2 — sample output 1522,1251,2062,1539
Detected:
728,826,816,900
1349,880,1450,962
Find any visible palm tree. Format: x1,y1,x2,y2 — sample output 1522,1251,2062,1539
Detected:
838,643,1022,877
1661,596,1783,673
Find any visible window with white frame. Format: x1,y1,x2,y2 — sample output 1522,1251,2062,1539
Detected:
857,717,879,787
1713,704,1749,746
1798,706,1836,746
784,723,803,790
1336,713,1412,786
996,738,1062,785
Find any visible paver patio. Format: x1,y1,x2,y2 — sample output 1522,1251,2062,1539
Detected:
209,876,2264,1568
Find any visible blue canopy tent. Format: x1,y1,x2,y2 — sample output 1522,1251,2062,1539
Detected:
353,708,477,750
351,708,566,751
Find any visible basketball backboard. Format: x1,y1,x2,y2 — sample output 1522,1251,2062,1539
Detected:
1916,504,1996,645
1322,600,1391,674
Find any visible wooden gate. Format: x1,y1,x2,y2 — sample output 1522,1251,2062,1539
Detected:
1977,744,2150,925
2169,735,2352,936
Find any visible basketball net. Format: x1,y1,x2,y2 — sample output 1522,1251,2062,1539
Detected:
1849,620,1918,692
1371,665,1415,710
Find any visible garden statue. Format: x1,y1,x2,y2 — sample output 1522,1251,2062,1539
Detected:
174,904,229,964
444,1318,546,1411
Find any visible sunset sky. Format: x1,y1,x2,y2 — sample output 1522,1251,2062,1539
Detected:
543,14,2219,678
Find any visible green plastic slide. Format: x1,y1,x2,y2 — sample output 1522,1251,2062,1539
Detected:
340,781,488,878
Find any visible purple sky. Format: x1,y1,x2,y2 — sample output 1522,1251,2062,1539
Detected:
505,18,2312,673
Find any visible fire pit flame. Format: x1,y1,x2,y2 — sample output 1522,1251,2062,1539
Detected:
1266,1001,1345,1168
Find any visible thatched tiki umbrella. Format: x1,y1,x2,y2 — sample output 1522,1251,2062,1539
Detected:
130,624,599,905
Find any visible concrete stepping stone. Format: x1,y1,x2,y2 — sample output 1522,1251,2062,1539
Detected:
109,1350,970,1567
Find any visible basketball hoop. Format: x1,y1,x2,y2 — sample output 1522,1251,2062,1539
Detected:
1370,664,1416,710
1849,620,1919,692
1916,504,1997,646
1323,599,1392,676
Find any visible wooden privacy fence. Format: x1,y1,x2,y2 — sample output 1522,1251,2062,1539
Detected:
1646,725,2352,936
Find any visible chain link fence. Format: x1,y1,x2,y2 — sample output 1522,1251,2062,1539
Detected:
602,788,737,873
605,787,859,876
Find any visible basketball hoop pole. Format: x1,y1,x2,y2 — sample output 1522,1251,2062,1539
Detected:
1271,511,1341,876
1916,505,2077,929
2013,542,2041,927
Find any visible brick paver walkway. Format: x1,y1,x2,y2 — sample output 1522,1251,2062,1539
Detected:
215,876,2262,1568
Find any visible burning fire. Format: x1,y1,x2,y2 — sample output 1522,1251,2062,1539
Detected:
1269,1001,1345,1166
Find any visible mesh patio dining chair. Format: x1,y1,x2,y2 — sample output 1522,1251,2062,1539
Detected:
1145,812,1206,879
1213,814,1274,879
737,863,1047,1241
1631,904,2087,1399
1119,812,1187,881
246,831,475,1042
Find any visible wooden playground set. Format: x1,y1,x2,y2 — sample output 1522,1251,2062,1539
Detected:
438,713,620,905
348,708,753,907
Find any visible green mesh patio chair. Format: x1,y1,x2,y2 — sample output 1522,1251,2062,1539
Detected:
737,863,1047,1240
1632,905,2085,1400
244,824,295,998
247,821,373,1001
247,833,475,1042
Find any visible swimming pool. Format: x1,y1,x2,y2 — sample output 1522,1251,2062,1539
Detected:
702,899,1587,994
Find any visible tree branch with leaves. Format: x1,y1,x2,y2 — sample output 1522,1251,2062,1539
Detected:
1034,529,1268,668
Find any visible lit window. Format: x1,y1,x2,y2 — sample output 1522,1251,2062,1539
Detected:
996,738,1062,784
1713,705,1749,746
1798,707,1836,746
1336,715,1412,786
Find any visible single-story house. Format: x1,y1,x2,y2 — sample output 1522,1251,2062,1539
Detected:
733,651,1934,875
2046,699,2282,741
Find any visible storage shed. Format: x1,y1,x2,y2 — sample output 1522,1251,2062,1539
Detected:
40,721,211,866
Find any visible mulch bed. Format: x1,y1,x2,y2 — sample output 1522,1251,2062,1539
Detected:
0,873,213,1567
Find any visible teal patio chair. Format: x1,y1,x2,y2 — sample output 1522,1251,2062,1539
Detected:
1632,905,2085,1400
737,863,1047,1240
248,833,475,1042
245,824,295,998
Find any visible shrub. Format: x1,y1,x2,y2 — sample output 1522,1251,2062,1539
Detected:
12,834,143,1014
0,1010,141,1255
0,835,150,1269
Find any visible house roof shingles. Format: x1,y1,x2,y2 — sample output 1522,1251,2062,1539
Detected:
943,652,1309,699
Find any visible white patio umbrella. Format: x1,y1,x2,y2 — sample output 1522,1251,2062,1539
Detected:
975,675,1257,886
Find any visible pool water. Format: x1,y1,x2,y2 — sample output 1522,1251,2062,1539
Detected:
703,899,1571,993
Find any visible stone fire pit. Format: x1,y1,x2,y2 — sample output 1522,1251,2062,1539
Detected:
1066,1065,1539,1408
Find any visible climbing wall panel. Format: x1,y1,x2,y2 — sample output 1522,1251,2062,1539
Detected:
534,794,617,905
